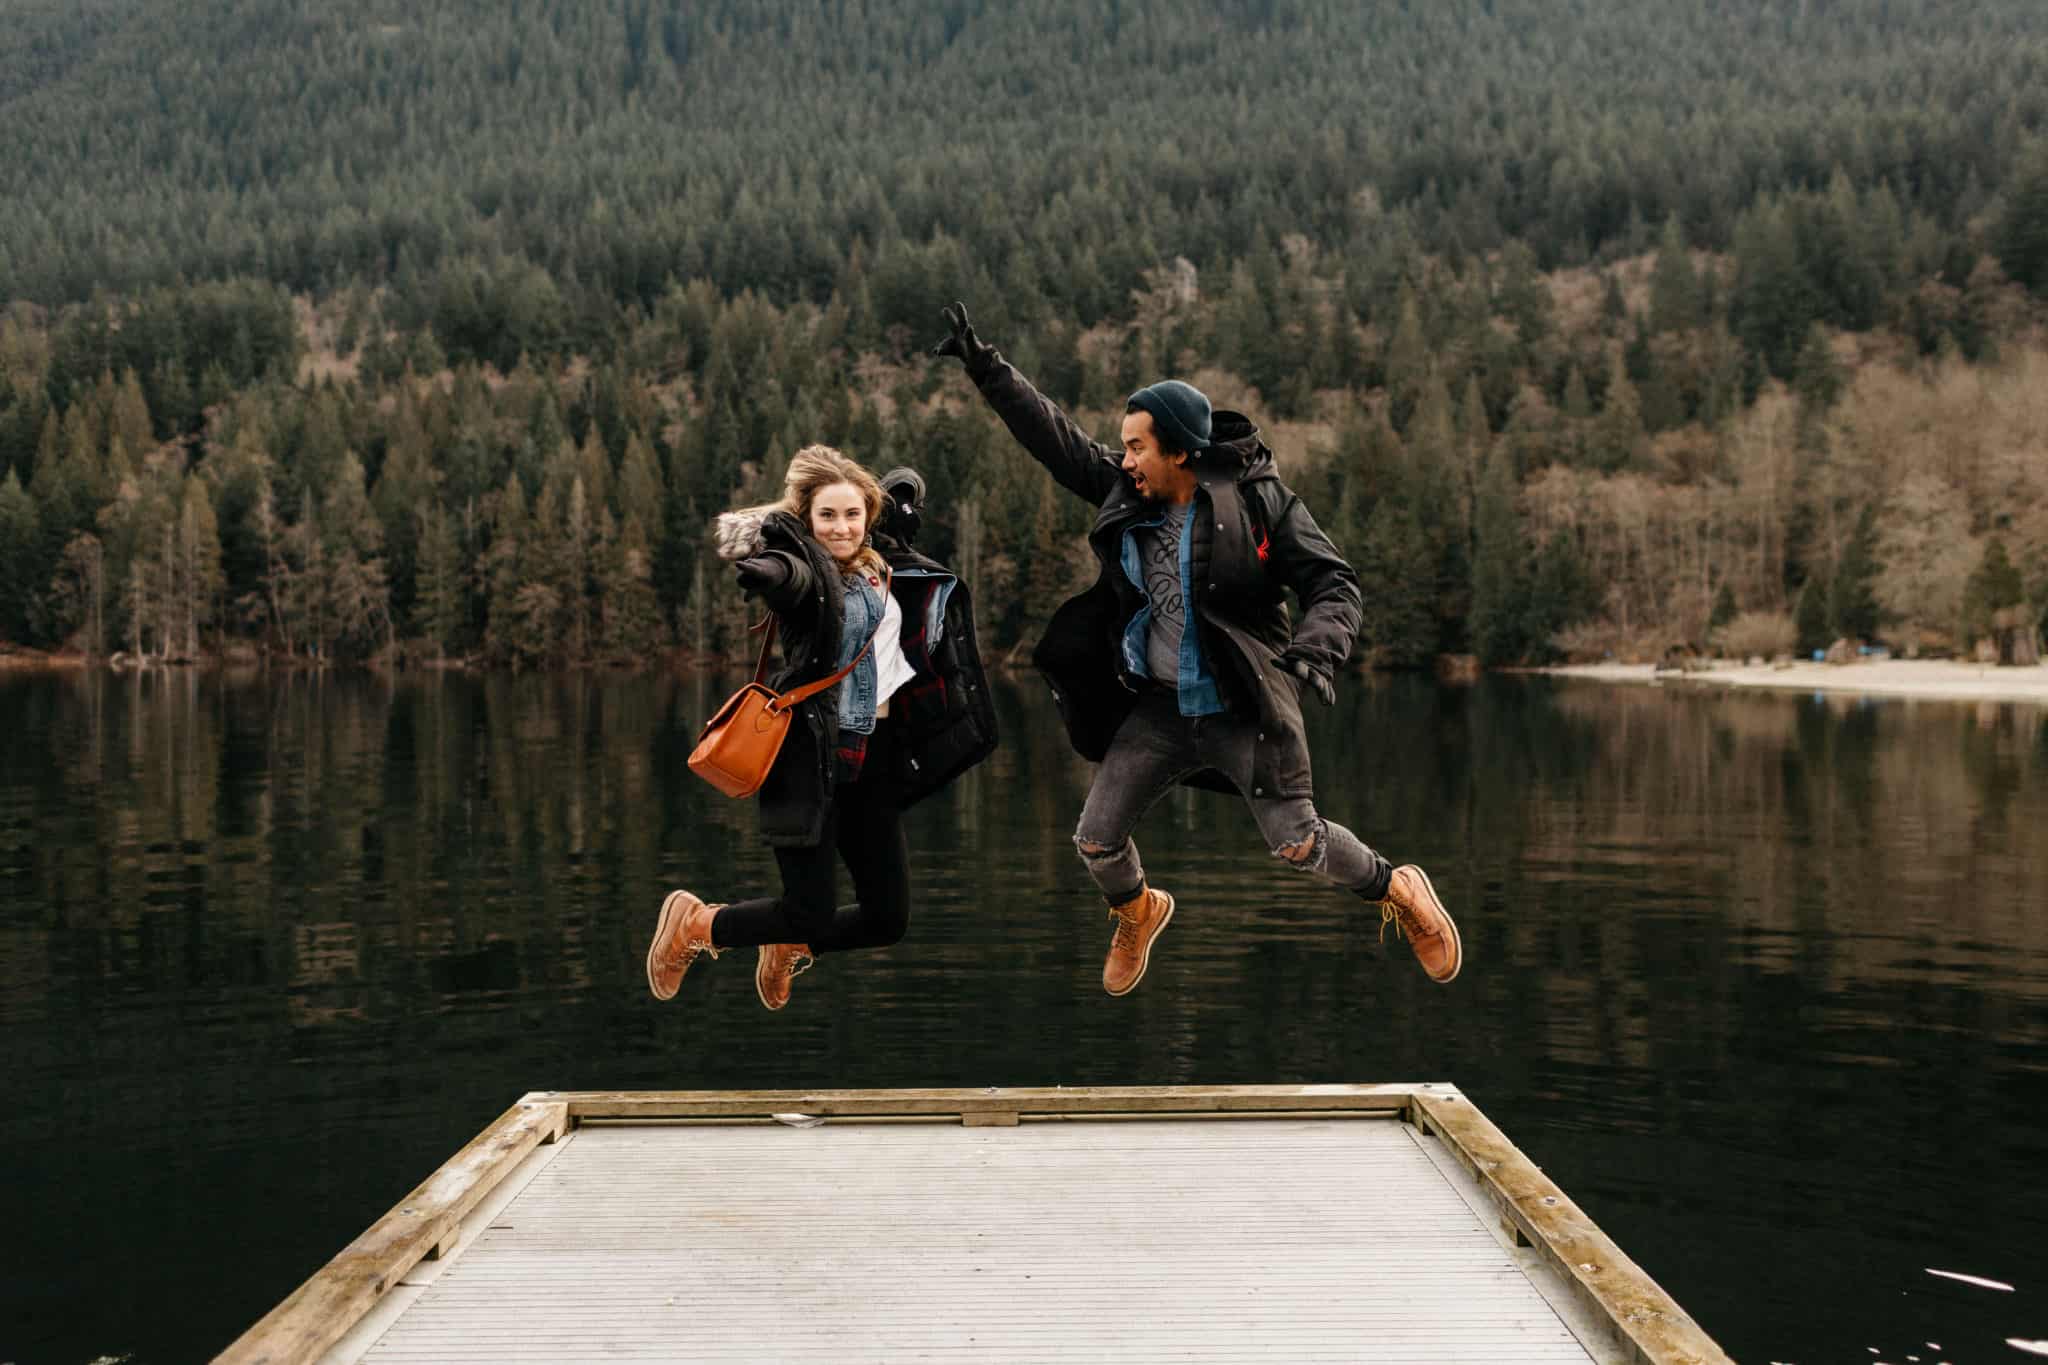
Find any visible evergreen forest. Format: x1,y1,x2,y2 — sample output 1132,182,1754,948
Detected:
2,0,2046,670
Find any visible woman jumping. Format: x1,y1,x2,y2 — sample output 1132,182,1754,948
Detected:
647,447,995,1009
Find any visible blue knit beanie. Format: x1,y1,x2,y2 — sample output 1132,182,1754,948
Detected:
1127,380,1213,456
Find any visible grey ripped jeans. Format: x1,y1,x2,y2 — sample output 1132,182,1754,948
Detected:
1073,691,1393,906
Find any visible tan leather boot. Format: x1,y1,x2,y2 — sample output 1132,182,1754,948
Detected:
1374,865,1462,983
755,942,814,1012
1102,885,1175,997
645,889,722,1001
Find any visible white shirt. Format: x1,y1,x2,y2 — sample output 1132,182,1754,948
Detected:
871,588,917,714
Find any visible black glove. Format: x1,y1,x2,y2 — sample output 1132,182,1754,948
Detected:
734,555,791,599
928,300,995,373
1285,656,1337,707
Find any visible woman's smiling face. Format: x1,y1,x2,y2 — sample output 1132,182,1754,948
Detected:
808,480,868,563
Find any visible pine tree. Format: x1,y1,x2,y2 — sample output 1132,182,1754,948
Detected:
1995,140,2048,296
1963,537,2026,643
601,513,664,660
91,443,182,657
1590,352,1644,472
0,471,40,641
323,452,389,658
575,425,612,519
1731,201,1821,379
109,369,155,466
50,532,105,654
484,473,532,665
372,396,437,625
1467,447,1532,665
1352,497,1438,669
290,390,350,506
1791,324,1846,413
563,475,593,662
1794,576,1832,655
617,432,663,526
1454,378,1491,525
1648,215,1703,334
1708,582,1738,633
1523,531,1594,662
1829,504,1881,642
1502,386,1562,476
1560,365,1592,464
288,488,330,660
174,476,224,658
1494,241,1553,345
246,479,293,655
1383,288,1430,433
416,502,465,659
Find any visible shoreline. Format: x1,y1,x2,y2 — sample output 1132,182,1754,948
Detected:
1548,659,2048,705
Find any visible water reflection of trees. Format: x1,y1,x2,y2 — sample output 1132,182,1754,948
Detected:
11,672,2045,1017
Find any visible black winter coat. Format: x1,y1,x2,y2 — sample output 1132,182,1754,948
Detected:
972,356,1362,799
712,508,996,847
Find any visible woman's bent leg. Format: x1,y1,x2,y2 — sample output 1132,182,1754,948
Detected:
809,780,910,952
710,838,840,949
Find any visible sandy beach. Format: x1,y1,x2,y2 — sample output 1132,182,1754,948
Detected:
1550,658,2048,704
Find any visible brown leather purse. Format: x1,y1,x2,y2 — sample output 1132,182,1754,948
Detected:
688,572,890,799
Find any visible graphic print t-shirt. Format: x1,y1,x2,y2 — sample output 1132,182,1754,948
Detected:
1137,502,1190,683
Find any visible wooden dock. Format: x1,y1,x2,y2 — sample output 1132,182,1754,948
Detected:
219,1085,1731,1364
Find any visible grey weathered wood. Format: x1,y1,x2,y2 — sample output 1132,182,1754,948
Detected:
542,1082,1427,1120
1412,1092,1732,1365
215,1086,1729,1364
216,1097,567,1365
354,1118,1603,1363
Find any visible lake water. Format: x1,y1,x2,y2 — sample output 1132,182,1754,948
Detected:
3,669,2045,1364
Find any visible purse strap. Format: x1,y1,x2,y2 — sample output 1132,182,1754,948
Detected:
765,568,892,714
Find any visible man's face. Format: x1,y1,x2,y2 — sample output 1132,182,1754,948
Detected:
1120,410,1194,502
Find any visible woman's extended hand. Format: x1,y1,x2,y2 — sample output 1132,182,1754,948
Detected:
735,555,792,599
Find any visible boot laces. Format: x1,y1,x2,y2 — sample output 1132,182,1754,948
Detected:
664,940,720,972
1377,899,1405,946
781,946,814,981
661,906,724,971
1109,902,1143,952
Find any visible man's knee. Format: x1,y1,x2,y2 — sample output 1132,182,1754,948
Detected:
1073,832,1130,863
1270,819,1329,873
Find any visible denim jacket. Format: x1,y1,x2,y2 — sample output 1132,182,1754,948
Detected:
834,570,958,735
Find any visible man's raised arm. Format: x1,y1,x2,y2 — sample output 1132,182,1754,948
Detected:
930,301,1123,507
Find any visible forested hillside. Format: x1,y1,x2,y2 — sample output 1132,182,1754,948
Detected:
1,0,2045,669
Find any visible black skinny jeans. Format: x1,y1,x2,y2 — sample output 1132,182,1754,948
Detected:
710,720,911,953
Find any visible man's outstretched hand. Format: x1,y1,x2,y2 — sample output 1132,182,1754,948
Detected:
929,301,994,371
1286,656,1337,706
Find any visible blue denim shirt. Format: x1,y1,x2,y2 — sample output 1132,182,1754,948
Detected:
1119,504,1226,717
833,570,957,735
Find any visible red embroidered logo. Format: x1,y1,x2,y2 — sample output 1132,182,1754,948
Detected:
1254,529,1271,562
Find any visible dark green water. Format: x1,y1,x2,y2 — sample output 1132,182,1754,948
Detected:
3,670,2045,1364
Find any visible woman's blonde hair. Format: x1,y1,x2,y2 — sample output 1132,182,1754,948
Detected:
735,444,888,579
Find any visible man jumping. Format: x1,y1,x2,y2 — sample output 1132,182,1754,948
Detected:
931,302,1462,995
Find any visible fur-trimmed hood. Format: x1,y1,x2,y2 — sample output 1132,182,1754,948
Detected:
712,507,777,561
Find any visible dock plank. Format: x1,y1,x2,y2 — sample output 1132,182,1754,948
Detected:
354,1119,1600,1363
219,1097,568,1365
